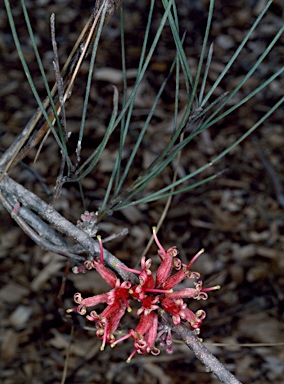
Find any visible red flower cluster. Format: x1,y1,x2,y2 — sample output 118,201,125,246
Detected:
67,228,220,362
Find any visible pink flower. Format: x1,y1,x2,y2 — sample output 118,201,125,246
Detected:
66,292,109,315
112,312,160,362
67,227,220,360
91,301,127,350
184,308,206,330
161,249,204,290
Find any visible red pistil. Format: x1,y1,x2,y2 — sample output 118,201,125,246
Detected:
144,288,172,294
201,285,221,293
152,227,167,258
186,248,205,269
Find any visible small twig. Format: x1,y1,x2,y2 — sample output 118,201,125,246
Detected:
51,13,67,138
0,147,52,198
0,105,47,179
0,192,84,263
102,228,129,243
8,198,68,248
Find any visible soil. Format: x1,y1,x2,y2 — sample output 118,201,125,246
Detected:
0,1,283,383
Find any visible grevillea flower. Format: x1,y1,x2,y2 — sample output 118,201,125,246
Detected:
67,291,109,315
91,301,127,350
112,312,160,362
67,227,220,361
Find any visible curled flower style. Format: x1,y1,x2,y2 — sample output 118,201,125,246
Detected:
67,291,109,315
67,228,220,361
